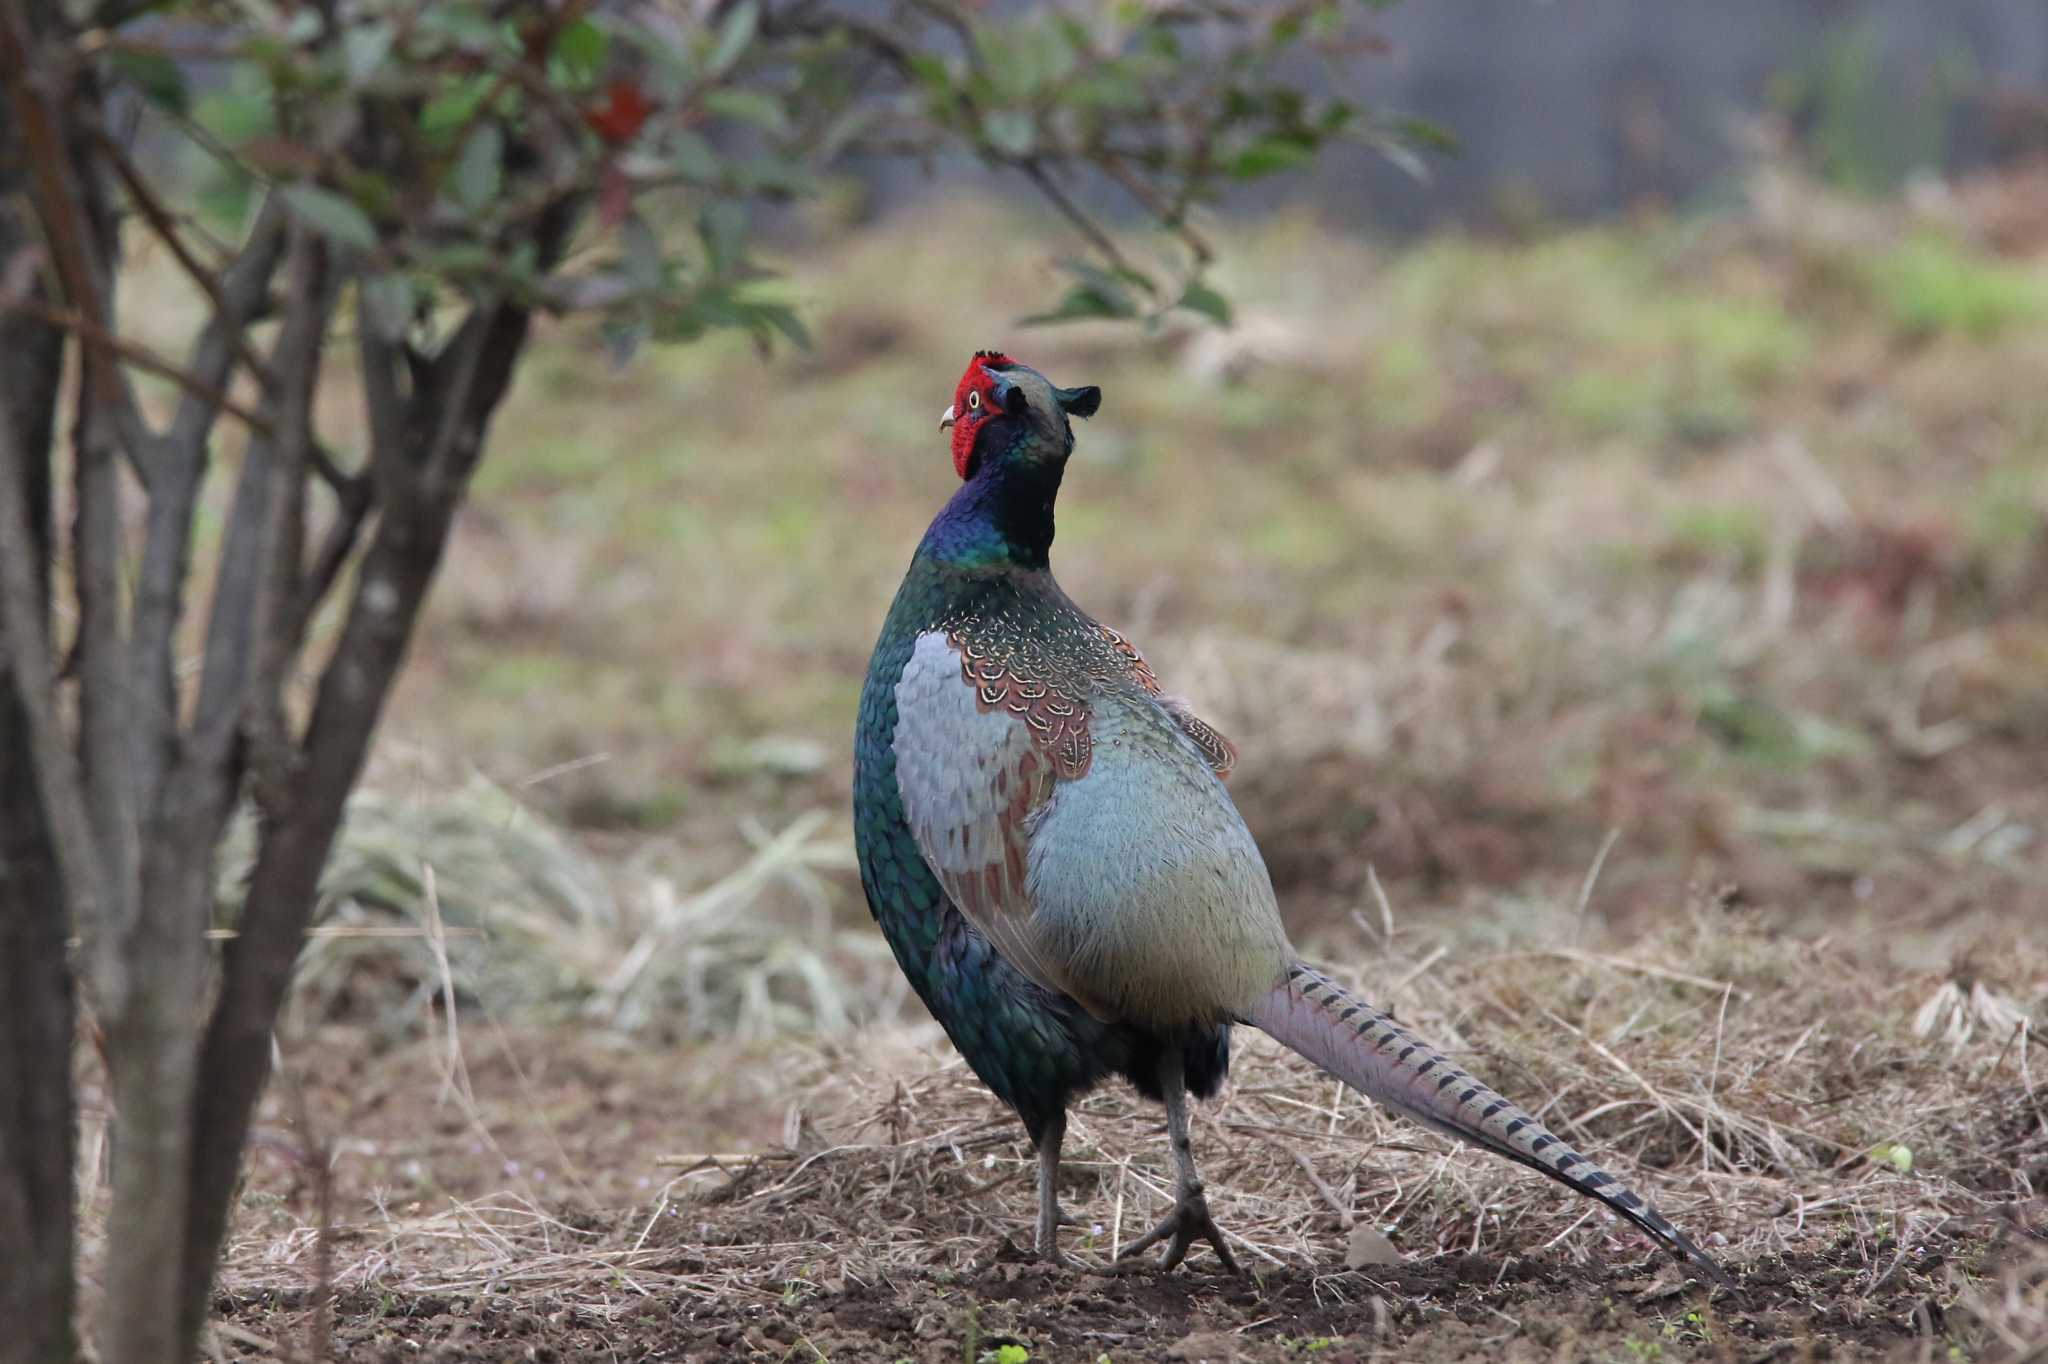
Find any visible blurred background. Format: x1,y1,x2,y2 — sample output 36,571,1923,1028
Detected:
171,0,2048,1117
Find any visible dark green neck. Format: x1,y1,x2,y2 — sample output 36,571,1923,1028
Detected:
921,428,1066,570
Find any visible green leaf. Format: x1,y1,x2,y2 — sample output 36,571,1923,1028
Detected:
342,20,396,87
1057,258,1156,302
1227,134,1315,179
1017,280,1138,327
1105,263,1159,298
620,214,665,290
1390,114,1459,153
819,107,878,161
283,184,377,251
420,74,496,140
418,242,498,278
551,18,608,84
1175,280,1233,326
702,87,787,133
360,272,416,342
663,131,721,182
698,201,747,273
450,123,503,214
281,10,324,45
415,4,503,56
744,299,811,350
905,52,951,89
981,109,1036,156
734,155,814,196
194,66,276,143
108,47,188,115
708,0,758,74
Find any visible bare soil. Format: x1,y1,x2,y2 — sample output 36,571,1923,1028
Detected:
218,1229,2021,1363
203,972,2047,1362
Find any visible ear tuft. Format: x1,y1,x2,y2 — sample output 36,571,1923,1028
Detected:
1057,385,1101,419
1001,383,1029,417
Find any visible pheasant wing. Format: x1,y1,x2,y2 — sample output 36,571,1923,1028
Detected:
889,632,1110,1015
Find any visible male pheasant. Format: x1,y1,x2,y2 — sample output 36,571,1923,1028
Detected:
854,350,1728,1284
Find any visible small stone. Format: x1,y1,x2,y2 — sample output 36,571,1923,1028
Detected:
1345,1225,1403,1269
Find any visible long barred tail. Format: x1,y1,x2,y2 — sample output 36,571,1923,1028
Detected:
1250,960,1730,1288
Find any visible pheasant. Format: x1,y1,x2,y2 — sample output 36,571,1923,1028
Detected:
854,350,1728,1284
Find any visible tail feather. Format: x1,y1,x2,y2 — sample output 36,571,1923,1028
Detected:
1250,960,1730,1288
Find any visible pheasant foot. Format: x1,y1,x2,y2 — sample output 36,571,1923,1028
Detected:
1118,1180,1239,1273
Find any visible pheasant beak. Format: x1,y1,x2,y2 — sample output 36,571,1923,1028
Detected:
939,403,956,432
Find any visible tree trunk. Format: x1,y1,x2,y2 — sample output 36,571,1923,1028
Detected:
0,88,76,1364
175,203,575,1355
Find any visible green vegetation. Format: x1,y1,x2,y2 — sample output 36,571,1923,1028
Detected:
1868,233,2048,338
302,177,2043,970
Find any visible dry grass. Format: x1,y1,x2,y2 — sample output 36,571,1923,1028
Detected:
214,774,888,1041
211,909,2047,1359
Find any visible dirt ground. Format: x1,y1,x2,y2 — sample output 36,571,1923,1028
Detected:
197,933,2048,1363
217,1231,2023,1363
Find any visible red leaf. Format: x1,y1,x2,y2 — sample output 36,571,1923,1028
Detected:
584,80,653,145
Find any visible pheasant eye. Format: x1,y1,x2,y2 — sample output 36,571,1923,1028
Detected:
967,390,981,410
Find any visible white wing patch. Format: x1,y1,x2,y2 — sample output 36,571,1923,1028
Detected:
892,633,1100,1012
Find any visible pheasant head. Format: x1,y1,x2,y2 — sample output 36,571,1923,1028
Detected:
940,350,1101,481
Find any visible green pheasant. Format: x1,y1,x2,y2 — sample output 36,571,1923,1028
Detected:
853,350,1728,1284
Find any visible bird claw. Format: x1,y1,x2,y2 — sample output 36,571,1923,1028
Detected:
1116,1185,1240,1273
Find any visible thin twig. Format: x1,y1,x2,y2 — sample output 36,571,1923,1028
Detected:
1016,157,1134,275
1285,1147,1354,1227
0,292,268,431
1572,826,1622,940
84,118,276,392
0,7,156,471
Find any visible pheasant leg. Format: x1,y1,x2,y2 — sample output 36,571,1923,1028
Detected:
1034,1111,1069,1260
1034,1112,1131,1273
1118,1047,1240,1273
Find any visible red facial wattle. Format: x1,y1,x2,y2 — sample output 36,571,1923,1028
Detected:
946,350,1012,480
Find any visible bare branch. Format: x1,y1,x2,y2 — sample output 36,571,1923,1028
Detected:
0,5,155,477
0,291,266,436
0,115,79,1354
85,118,278,393
178,195,581,1348
0,381,111,993
1098,153,1215,265
1015,156,1135,274
125,199,290,827
188,229,334,781
420,313,491,487
165,196,289,458
293,476,374,651
357,303,413,502
904,0,984,73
